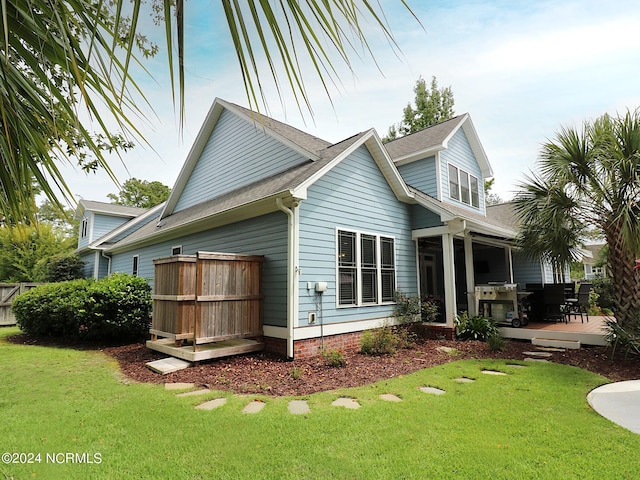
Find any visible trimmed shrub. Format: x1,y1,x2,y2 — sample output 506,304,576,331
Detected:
13,273,151,342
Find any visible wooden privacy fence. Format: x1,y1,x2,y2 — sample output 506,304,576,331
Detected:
150,252,264,350
0,283,42,326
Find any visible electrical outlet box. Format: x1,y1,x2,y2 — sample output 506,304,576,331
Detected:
315,282,328,292
308,312,316,324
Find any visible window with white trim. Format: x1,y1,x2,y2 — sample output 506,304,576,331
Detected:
448,164,480,208
80,217,88,238
337,230,396,306
171,246,183,256
132,255,139,277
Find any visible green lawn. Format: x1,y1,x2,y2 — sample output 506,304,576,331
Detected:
1,326,638,479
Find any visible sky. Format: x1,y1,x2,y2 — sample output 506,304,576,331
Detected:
61,0,640,205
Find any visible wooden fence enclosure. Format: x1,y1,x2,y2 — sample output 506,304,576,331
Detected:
148,252,264,361
0,283,41,326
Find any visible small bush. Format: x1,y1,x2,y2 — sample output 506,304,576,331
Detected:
321,348,345,367
361,327,396,355
393,290,440,323
455,312,499,341
13,273,151,342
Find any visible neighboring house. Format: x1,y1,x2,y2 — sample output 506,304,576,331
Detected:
76,98,557,358
582,243,608,280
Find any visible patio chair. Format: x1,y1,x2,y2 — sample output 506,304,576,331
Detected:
542,283,568,323
565,283,592,323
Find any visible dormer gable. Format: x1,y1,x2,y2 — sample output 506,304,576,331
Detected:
384,114,493,214
75,200,145,248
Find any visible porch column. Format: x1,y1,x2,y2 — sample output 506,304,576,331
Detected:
442,233,457,327
464,235,476,315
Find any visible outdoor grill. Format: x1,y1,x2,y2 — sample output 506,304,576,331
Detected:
475,283,526,327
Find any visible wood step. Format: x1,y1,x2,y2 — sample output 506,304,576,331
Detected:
532,337,581,350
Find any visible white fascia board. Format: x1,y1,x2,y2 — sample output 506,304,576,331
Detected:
293,129,413,203
89,202,165,249
393,145,444,166
460,116,493,178
465,219,516,239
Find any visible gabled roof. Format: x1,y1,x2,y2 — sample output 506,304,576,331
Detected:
107,129,413,252
384,114,493,178
161,98,332,219
75,199,146,219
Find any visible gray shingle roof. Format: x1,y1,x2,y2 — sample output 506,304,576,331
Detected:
384,115,467,160
106,131,369,250
77,199,147,217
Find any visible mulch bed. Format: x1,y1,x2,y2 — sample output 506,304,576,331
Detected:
8,333,640,397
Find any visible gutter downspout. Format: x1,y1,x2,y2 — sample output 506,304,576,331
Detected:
276,197,300,359
100,250,112,278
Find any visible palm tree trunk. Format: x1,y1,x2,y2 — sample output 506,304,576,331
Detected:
606,229,640,327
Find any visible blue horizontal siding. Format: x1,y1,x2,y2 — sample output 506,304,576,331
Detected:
512,251,543,286
92,214,131,242
298,145,417,326
109,212,288,327
397,155,438,197
411,204,444,229
441,129,485,213
174,109,310,213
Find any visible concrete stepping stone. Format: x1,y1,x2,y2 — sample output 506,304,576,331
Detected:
165,382,196,391
242,401,266,414
176,388,210,397
454,377,475,383
331,397,360,409
379,394,402,402
146,357,190,374
506,363,527,368
523,351,553,358
419,386,446,395
288,400,310,415
195,398,227,411
524,357,549,363
482,370,507,376
436,346,459,354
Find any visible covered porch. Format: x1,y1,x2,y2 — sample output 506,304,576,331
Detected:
412,215,519,329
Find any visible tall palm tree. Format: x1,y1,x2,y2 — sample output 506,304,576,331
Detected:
514,110,640,327
1,1,418,222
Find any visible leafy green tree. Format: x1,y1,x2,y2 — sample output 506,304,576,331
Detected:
107,178,171,208
513,109,640,327
0,223,76,282
383,76,455,142
1,1,417,223
484,178,504,206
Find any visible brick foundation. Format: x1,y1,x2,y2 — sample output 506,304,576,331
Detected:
264,331,364,359
414,324,456,340
264,324,455,359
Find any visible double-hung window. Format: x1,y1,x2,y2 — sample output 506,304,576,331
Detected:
448,164,480,208
337,229,396,306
